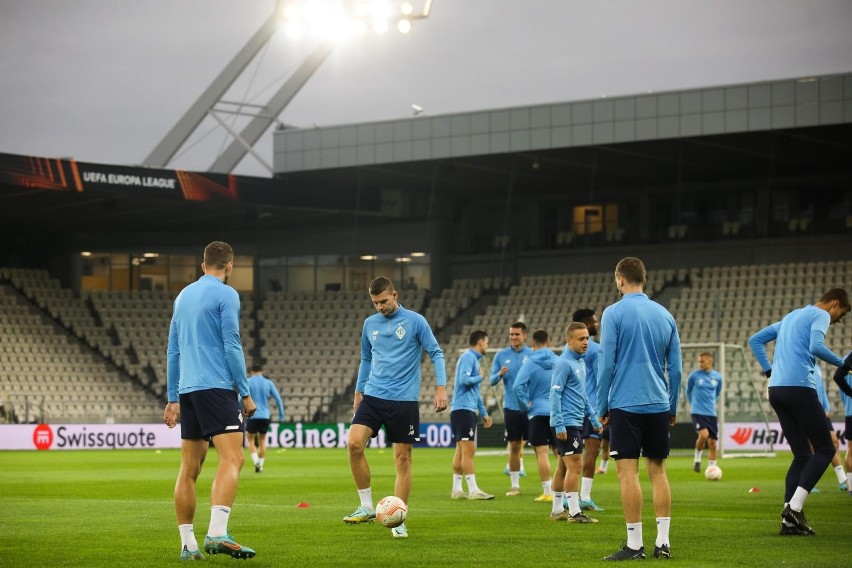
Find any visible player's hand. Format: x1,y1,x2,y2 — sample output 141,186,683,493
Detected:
242,395,257,419
499,366,509,377
434,386,448,413
669,415,677,427
593,426,603,434
763,369,771,379
556,431,567,441
483,415,493,429
599,414,609,426
353,391,363,413
163,402,180,428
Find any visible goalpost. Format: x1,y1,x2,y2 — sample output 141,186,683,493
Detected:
680,342,776,458
475,342,776,458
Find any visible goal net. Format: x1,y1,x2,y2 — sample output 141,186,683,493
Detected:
680,342,776,458
477,343,776,458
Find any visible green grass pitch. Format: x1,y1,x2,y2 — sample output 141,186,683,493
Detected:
0,448,849,567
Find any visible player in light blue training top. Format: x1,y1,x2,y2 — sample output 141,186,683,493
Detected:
345,276,447,539
450,330,494,500
813,365,849,491
514,329,559,500
686,352,723,473
246,364,285,473
836,346,852,495
163,241,257,560
748,288,850,536
549,322,601,523
490,322,534,487
596,257,681,561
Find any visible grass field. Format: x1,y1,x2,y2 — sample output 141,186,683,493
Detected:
1,447,849,567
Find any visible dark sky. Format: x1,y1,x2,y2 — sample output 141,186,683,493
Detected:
1,0,850,177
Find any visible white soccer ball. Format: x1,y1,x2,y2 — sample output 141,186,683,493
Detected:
705,465,723,481
375,495,407,528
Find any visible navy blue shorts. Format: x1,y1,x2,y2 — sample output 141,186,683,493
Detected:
582,416,603,440
554,427,584,456
825,415,833,432
246,418,271,435
504,408,529,442
608,409,671,460
846,416,852,441
527,415,555,447
179,389,244,440
351,395,420,444
451,410,478,442
691,414,718,440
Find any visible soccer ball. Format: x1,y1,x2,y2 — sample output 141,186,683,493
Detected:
705,465,723,481
375,495,407,528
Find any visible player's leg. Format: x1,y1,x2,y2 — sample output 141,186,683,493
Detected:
769,387,811,504
205,429,255,559
603,409,645,560
828,429,847,490
580,424,603,511
450,410,468,498
845,437,852,494
175,438,208,559
693,420,709,472
597,435,610,473
392,442,414,503
646,457,672,558
526,416,552,499
550,445,569,520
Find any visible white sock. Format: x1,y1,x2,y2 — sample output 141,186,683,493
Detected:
833,465,846,484
452,474,463,493
541,480,552,496
519,457,526,473
694,450,702,464
847,472,852,491
580,476,593,501
179,524,199,551
655,517,671,548
789,487,808,512
626,522,643,550
566,492,580,516
708,459,717,467
552,491,565,514
465,474,480,493
599,459,609,472
208,506,231,538
258,457,265,468
358,487,374,511
510,471,520,488
250,452,258,466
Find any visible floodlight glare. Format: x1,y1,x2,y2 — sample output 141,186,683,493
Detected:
401,2,414,15
397,19,412,33
373,19,389,34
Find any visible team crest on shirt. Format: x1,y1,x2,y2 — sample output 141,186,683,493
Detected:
710,379,718,387
395,323,406,341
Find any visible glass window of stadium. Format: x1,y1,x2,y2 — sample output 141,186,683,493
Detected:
258,253,430,296
80,251,254,294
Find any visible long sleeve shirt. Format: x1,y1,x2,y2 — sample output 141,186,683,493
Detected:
686,369,722,417
550,348,600,433
748,305,844,390
596,292,682,417
248,374,285,421
514,348,559,418
489,345,533,411
356,304,446,401
450,348,487,415
167,275,248,402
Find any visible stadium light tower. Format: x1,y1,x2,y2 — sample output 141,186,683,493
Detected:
143,0,433,174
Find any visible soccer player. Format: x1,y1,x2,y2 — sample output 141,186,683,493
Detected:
344,276,448,539
450,330,495,500
490,322,533,493
550,322,602,524
163,241,257,560
814,366,848,491
748,288,850,536
686,352,723,473
834,342,852,495
573,308,606,512
597,440,611,474
513,329,559,499
246,364,285,473
597,257,681,560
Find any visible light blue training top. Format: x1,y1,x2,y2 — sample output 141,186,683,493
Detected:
841,351,852,417
167,275,248,402
686,368,723,417
596,292,682,417
550,348,600,433
583,338,601,412
357,304,446,402
748,305,844,389
248,374,285,421
514,348,559,418
450,348,487,415
490,345,533,411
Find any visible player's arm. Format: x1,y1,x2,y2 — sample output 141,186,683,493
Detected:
550,362,567,438
748,323,779,376
489,355,503,386
272,385,285,422
596,311,616,419
513,362,532,410
221,292,250,398
666,322,682,419
417,318,448,411
808,329,845,368
832,350,852,397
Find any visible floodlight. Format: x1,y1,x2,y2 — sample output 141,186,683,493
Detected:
397,19,412,33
